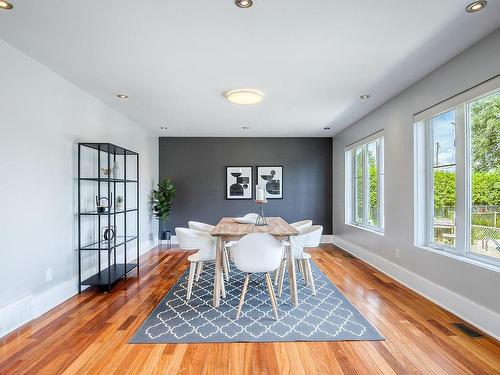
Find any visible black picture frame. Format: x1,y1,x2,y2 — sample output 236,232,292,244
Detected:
226,166,253,200
256,166,284,199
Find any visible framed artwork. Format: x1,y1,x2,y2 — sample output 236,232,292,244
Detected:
257,166,283,199
226,166,253,199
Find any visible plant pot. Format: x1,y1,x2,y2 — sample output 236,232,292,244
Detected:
159,231,171,241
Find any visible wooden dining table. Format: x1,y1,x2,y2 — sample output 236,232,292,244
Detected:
210,217,300,308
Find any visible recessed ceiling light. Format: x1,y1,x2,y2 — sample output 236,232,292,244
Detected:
0,1,13,10
235,0,253,8
360,94,370,100
117,94,128,99
466,1,487,12
226,90,263,105
323,127,331,130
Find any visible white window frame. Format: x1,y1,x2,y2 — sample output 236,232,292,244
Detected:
414,76,500,270
345,131,384,234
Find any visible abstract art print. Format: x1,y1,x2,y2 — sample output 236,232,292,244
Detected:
226,166,253,199
257,166,283,199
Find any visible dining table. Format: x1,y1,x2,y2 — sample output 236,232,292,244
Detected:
210,217,300,308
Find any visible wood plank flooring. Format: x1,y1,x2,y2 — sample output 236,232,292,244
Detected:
0,244,499,374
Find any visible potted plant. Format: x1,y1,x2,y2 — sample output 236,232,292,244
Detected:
152,178,176,241
116,195,124,211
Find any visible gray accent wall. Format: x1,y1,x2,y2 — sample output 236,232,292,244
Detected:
159,137,332,233
332,28,500,315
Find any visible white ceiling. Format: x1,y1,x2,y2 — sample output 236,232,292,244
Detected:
1,1,499,137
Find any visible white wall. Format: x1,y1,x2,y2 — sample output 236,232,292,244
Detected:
0,39,158,337
333,28,500,338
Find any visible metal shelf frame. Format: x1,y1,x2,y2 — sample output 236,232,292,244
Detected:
77,142,139,292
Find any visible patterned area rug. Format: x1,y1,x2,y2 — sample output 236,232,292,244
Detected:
130,260,383,343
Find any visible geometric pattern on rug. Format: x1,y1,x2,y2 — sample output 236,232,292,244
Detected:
130,260,383,343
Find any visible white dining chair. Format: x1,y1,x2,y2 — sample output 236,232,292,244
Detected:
277,225,323,297
231,233,284,320
290,220,313,232
272,219,313,283
175,228,226,300
188,220,214,233
224,213,259,260
188,220,231,281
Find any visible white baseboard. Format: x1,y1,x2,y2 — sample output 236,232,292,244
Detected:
321,235,334,243
0,240,157,339
330,236,500,340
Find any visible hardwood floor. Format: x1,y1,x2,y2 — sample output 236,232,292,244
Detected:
1,244,499,374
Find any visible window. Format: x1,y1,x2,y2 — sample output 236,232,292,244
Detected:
345,132,384,233
430,110,456,248
469,91,500,261
414,76,500,267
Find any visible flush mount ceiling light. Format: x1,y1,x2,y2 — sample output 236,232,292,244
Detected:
235,0,253,8
466,0,487,12
0,1,13,10
116,94,128,99
226,90,263,105
360,94,370,100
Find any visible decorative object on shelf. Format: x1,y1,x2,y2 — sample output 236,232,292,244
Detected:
112,161,122,179
255,187,268,226
101,225,116,241
101,165,113,178
257,166,283,199
152,178,176,247
116,195,124,211
96,193,112,213
226,166,253,199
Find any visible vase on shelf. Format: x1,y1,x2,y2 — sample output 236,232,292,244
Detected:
113,161,122,179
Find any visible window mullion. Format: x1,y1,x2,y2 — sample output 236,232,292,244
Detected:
426,119,435,246
352,151,356,223
351,150,357,223
363,145,369,226
455,104,466,255
378,139,384,230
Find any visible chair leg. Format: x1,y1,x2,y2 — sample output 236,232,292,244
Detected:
302,260,309,285
195,261,204,281
220,271,226,298
300,259,306,276
224,248,231,273
275,248,286,285
187,262,196,300
265,273,279,320
306,259,316,295
278,258,286,297
222,250,229,282
236,273,250,319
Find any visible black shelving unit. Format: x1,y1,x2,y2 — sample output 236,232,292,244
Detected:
78,143,139,292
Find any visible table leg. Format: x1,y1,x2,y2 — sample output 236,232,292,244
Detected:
286,238,298,306
213,237,223,307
